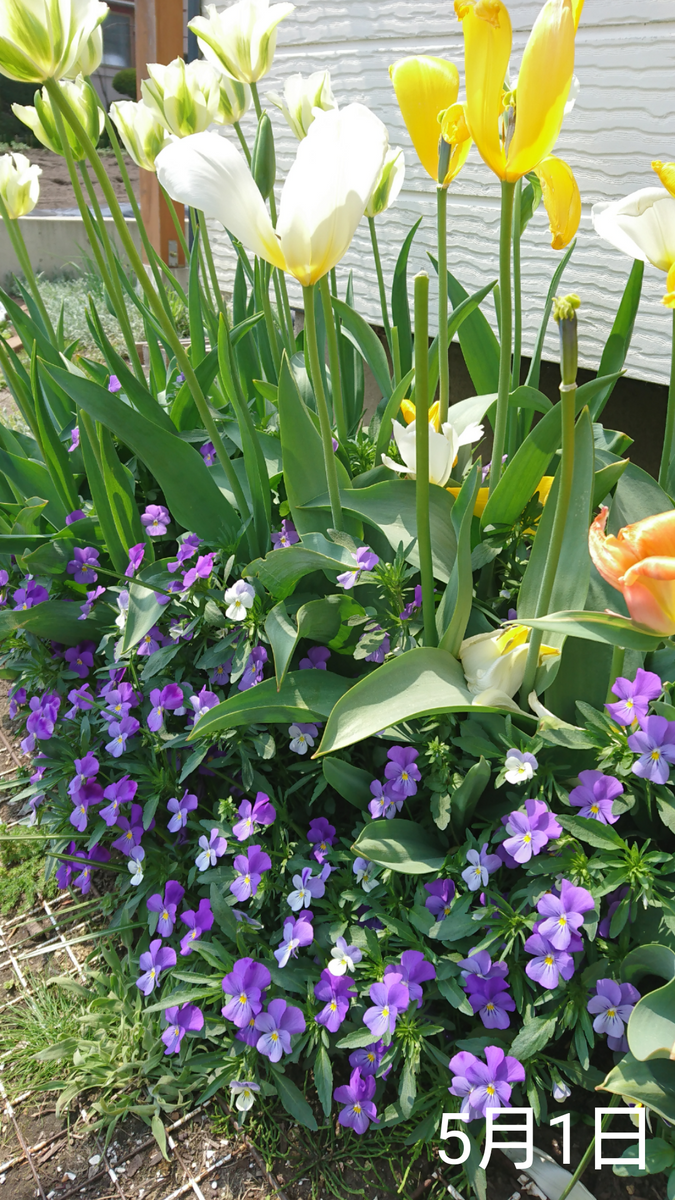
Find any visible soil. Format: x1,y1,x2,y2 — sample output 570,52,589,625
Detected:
22,147,140,214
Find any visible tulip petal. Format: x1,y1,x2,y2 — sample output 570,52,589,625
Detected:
620,557,675,636
155,131,285,270
455,0,511,180
534,154,581,249
507,0,575,181
592,187,675,273
588,506,638,591
617,508,675,562
653,160,675,200
277,103,388,286
571,0,584,30
389,56,459,182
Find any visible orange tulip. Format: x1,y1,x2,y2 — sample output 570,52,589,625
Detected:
589,505,675,635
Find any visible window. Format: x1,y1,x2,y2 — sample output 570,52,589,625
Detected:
102,11,133,68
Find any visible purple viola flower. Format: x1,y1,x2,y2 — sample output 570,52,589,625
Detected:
232,793,276,842
288,722,318,754
147,683,185,732
238,646,268,691
254,998,306,1062
64,642,94,679
67,546,100,585
188,686,219,726
359,627,390,664
221,958,271,1027
363,973,410,1038
137,625,164,657
228,844,270,902
9,686,27,719
400,584,423,621
68,752,99,795
56,842,77,889
136,938,177,995
337,545,379,589
69,793,92,832
458,950,509,990
383,746,420,799
108,374,122,392
524,931,575,990
179,899,214,955
467,978,516,1029
274,910,314,967
103,689,132,723
161,1003,204,1054
209,658,233,686
606,669,662,726
386,950,436,1008
569,770,623,825
299,645,330,670
25,694,60,743
628,714,675,784
314,970,356,1032
200,440,216,466
68,425,80,451
271,518,300,549
64,683,94,719
307,817,335,863
462,844,502,891
99,775,137,827
587,978,640,1052
182,552,215,590
424,878,456,919
65,509,86,525
111,804,145,855
349,1042,385,1077
73,845,109,895
536,879,595,951
168,535,202,573
448,1046,525,1121
12,580,49,609
501,799,562,865
195,828,228,872
141,504,170,536
167,790,198,832
105,715,140,757
287,864,330,911
125,543,145,579
599,886,630,938
334,1069,379,1135
504,748,539,785
147,881,185,937
368,778,401,820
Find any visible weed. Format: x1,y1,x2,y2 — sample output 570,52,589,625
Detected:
0,823,56,915
0,978,89,1088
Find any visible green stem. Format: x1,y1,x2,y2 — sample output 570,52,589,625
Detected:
392,325,401,387
44,78,252,537
234,121,252,164
0,194,57,343
519,381,577,705
302,283,343,530
414,272,437,647
511,178,522,391
250,81,263,121
199,210,226,318
260,261,281,375
606,645,626,702
160,184,190,260
660,309,675,491
557,1094,620,1200
437,185,449,425
248,85,295,356
488,179,516,496
368,216,392,351
319,273,347,445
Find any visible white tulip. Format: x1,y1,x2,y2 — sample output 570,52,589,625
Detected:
215,73,251,126
267,70,337,140
156,104,389,286
460,625,559,703
365,147,405,218
381,418,483,488
67,22,103,77
0,152,41,219
141,58,220,139
13,76,103,161
0,0,108,84
592,186,675,306
189,0,295,85
110,100,174,173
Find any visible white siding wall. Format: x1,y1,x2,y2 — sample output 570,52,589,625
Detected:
208,1,675,384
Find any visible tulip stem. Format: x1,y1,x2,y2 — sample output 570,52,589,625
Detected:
198,209,226,317
557,1094,620,1200
488,179,516,496
437,185,450,426
43,78,254,545
660,309,675,492
319,273,348,446
519,381,577,706
234,122,252,164
606,645,625,702
248,83,295,355
0,195,56,344
509,178,522,458
368,217,392,352
414,272,437,648
302,283,343,531
160,186,190,261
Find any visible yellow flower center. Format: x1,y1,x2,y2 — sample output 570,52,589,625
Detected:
487,1084,496,1096
330,1001,337,1011
486,1003,495,1011
271,1031,278,1041
382,1006,389,1018
239,993,247,1004
401,771,408,781
590,804,599,814
150,968,156,977
544,955,554,966
523,832,531,843
174,1026,180,1036
558,915,567,926
651,749,661,761
607,1007,616,1019
353,1103,362,1114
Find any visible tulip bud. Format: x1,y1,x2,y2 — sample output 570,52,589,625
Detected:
13,76,103,161
141,58,220,139
553,293,580,386
189,0,296,85
251,111,276,201
267,70,337,140
0,152,41,219
365,147,405,218
214,74,251,126
110,100,174,173
0,0,108,84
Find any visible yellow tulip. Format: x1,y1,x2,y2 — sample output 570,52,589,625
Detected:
455,0,577,183
438,102,473,187
534,154,581,249
447,474,553,517
389,56,465,186
401,398,441,430
653,160,675,198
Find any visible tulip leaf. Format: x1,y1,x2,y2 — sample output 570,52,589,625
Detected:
30,351,78,514
621,944,675,988
519,611,664,651
628,977,675,1062
600,1053,675,1125
508,385,552,413
447,270,500,397
265,594,361,687
593,459,629,509
246,533,357,601
332,296,392,399
85,299,176,433
322,757,373,810
0,447,66,529
122,561,175,654
450,757,491,838
427,272,498,401
352,818,446,874
438,465,481,653
77,415,129,576
591,258,644,421
0,599,106,646
391,218,422,378
373,368,415,464
525,241,576,390
609,461,674,532
189,670,353,738
42,363,241,545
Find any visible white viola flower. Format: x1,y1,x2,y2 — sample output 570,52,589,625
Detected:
267,69,337,140
127,847,145,886
552,1079,571,1102
504,748,538,785
288,722,318,755
224,579,255,620
353,856,379,893
327,936,363,977
382,418,483,488
114,589,130,631
189,0,295,85
230,1080,260,1112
